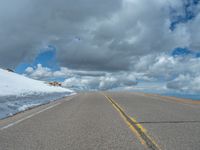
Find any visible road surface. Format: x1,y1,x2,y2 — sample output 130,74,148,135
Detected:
0,92,200,150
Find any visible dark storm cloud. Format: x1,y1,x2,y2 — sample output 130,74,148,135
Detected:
2,0,200,93
53,0,196,71
0,0,190,70
1,0,198,70
0,0,122,68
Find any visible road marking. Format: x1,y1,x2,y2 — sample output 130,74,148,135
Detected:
0,96,75,131
104,95,161,150
0,103,61,131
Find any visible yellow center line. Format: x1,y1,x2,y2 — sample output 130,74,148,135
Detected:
103,94,161,150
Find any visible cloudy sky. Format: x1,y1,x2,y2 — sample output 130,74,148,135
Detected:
1,0,200,97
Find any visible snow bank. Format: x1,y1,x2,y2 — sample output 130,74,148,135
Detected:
0,68,73,96
0,68,75,119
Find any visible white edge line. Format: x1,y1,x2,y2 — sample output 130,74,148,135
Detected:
0,97,74,131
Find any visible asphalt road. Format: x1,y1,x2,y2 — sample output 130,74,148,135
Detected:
0,92,200,150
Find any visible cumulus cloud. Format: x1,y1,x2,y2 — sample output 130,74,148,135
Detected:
132,52,200,93
62,73,138,91
24,52,200,93
167,74,200,93
25,64,53,79
25,64,138,90
0,0,122,68
134,53,200,80
1,0,200,94
1,0,200,71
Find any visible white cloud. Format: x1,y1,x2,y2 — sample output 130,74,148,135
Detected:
1,0,200,72
134,53,200,79
62,73,138,91
25,64,53,79
24,64,138,90
3,0,200,94
25,67,34,73
132,53,200,93
167,74,200,93
24,52,200,93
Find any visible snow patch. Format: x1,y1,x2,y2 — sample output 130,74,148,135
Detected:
0,68,75,119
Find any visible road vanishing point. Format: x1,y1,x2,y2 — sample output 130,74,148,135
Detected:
1,92,200,150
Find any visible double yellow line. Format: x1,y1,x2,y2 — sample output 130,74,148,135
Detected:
104,94,161,150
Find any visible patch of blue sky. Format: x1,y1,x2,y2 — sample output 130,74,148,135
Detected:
171,47,200,57
15,63,33,74
171,47,193,56
170,0,200,30
33,45,59,70
15,45,60,74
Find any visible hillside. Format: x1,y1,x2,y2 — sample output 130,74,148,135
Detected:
0,68,75,119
